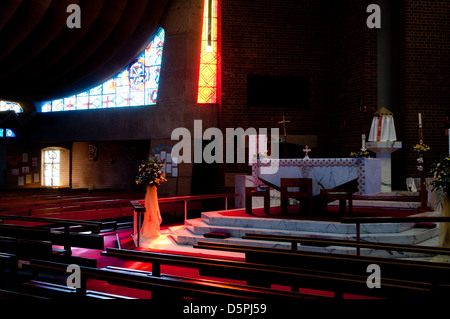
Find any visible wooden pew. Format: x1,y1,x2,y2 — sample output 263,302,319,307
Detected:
0,214,103,233
0,237,56,260
101,247,431,299
22,259,320,300
0,252,18,276
194,241,450,297
242,233,450,257
0,215,106,266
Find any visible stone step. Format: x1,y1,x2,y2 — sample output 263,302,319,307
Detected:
170,209,440,259
168,225,438,258
181,218,438,245
328,199,421,210
201,211,414,234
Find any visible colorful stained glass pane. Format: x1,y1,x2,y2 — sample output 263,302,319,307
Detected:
130,92,145,106
90,96,102,109
41,28,165,112
41,102,52,112
76,96,89,110
52,99,64,112
197,0,218,104
43,150,60,187
5,129,16,137
63,96,76,111
0,100,23,113
102,95,115,108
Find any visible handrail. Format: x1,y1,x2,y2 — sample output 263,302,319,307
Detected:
341,216,450,224
25,259,314,300
341,216,450,256
101,247,429,298
131,193,240,247
243,233,450,256
0,214,102,228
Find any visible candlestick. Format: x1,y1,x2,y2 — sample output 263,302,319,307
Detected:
418,113,423,144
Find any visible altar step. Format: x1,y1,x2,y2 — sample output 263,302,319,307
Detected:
169,210,440,258
328,199,421,210
329,191,422,210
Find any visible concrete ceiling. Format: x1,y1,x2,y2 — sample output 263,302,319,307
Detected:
0,0,168,105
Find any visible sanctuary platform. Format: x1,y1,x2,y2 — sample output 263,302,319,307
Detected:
165,191,440,259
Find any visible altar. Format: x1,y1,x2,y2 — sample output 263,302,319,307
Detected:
251,158,381,196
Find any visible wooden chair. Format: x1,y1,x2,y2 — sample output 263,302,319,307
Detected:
280,178,313,215
320,188,352,217
245,187,270,215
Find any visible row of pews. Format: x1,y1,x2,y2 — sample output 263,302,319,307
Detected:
0,188,213,223
2,189,450,301
0,215,324,300
3,220,450,300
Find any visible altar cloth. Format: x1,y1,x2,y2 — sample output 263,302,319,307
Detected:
252,158,381,196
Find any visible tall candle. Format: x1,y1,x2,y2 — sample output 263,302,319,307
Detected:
362,134,366,150
418,113,423,145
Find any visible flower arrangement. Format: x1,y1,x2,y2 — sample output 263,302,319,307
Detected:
253,152,269,159
135,156,167,187
430,157,450,197
413,143,430,152
350,150,369,158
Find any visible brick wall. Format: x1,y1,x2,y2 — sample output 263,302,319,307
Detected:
398,0,450,186
218,0,330,196
71,141,149,192
328,0,378,157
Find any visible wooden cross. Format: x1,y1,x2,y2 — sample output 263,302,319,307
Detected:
278,115,290,138
303,145,311,159
278,115,290,158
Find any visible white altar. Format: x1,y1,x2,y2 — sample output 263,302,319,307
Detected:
251,158,381,196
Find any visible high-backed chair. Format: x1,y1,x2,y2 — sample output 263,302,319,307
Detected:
280,178,313,215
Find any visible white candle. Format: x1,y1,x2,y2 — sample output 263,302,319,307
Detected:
418,113,422,127
362,134,366,150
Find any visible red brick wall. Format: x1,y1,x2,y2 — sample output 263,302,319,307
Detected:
218,0,330,196
71,141,149,192
217,0,449,196
398,0,450,186
328,0,378,157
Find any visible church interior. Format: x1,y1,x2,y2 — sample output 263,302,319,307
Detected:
0,0,450,308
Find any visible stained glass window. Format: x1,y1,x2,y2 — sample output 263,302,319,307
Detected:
0,129,16,138
0,101,23,113
197,0,219,104
43,150,60,186
41,27,165,112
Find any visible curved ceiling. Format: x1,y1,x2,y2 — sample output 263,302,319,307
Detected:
0,0,169,106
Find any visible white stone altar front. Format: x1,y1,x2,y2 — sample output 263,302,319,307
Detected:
252,158,381,196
